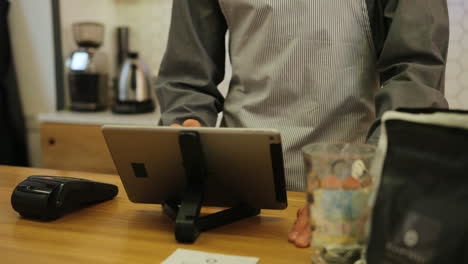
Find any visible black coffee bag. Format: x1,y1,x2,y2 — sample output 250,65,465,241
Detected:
367,109,468,264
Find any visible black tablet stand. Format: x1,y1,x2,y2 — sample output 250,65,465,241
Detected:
162,131,260,243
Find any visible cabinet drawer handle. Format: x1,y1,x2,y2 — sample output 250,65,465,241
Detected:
48,138,56,146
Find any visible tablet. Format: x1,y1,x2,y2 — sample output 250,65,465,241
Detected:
102,126,287,210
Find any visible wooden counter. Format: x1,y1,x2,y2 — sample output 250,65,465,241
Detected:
0,166,309,264
39,111,160,174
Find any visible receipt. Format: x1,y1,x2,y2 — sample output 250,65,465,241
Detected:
161,249,259,264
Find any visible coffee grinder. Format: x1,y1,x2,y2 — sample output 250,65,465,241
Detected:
67,22,109,112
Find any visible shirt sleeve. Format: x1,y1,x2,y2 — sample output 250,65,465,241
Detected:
155,0,228,127
366,0,450,144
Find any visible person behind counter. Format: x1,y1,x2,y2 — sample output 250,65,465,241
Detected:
155,0,450,247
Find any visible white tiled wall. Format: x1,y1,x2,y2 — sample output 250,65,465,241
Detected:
447,0,468,109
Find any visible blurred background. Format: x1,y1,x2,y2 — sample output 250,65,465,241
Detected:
3,0,467,171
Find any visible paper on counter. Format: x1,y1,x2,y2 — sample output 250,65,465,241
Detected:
161,249,259,264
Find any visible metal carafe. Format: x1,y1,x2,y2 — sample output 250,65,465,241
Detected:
112,52,155,114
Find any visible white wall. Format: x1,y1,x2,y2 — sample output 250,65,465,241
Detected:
114,0,172,79
446,0,468,109
8,0,57,167
59,0,231,96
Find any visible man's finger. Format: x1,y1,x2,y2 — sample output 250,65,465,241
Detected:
183,119,202,127
297,206,305,217
294,228,311,248
289,206,309,238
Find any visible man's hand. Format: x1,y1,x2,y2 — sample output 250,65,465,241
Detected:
170,119,202,127
288,204,311,248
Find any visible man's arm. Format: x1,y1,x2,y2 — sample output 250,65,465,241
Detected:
366,0,450,144
156,0,228,127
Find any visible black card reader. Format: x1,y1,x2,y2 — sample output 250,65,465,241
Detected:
11,175,118,220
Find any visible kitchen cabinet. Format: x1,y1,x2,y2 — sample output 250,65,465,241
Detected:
39,111,160,174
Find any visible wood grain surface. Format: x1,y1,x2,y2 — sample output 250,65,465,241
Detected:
40,123,117,174
0,166,310,264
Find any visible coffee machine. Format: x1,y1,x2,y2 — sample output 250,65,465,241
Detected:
67,22,109,112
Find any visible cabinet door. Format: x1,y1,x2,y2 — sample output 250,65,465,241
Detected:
41,122,117,174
